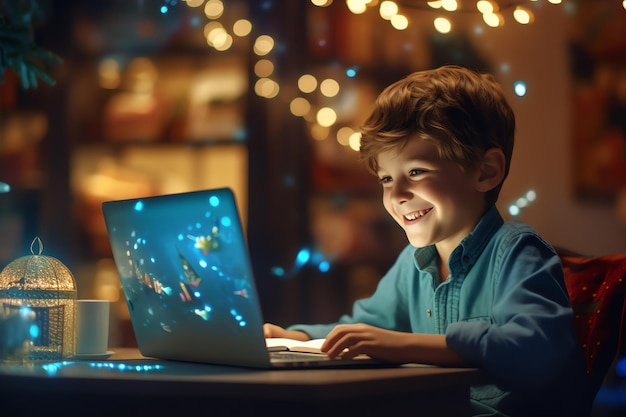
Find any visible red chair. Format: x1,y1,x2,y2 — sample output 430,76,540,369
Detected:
557,249,626,405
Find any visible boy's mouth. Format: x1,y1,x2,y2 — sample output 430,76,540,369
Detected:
403,208,432,221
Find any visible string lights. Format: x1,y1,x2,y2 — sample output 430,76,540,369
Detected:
315,1,563,33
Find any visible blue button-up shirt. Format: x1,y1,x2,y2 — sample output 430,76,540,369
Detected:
290,206,590,416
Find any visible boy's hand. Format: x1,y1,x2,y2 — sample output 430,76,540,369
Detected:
321,323,409,361
321,323,462,366
263,323,310,341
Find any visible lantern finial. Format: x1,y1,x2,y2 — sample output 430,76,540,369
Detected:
30,237,44,256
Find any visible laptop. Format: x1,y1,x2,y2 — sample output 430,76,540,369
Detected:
101,187,385,369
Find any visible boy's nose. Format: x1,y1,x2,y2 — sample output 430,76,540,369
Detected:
389,181,412,204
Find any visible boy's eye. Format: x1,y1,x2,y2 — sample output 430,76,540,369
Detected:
378,176,392,184
409,169,425,176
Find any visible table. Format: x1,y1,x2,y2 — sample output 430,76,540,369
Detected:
0,348,483,416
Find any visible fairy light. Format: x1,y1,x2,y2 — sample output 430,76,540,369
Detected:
434,17,452,34
254,59,274,78
514,80,527,97
508,190,537,216
390,14,409,30
271,246,333,278
349,132,361,151
476,0,497,14
206,26,228,47
289,97,311,117
441,0,458,12
379,1,399,19
311,0,334,6
331,0,563,31
513,6,534,24
232,19,252,36
316,107,337,127
253,35,275,56
213,33,233,51
298,74,318,93
483,12,503,27
320,78,340,97
204,21,223,37
204,21,231,50
254,78,279,98
336,126,354,146
204,0,224,19
346,0,368,14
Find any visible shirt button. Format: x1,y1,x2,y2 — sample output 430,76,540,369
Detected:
427,309,432,317
463,255,470,263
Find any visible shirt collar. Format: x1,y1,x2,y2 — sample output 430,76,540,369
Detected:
412,205,504,274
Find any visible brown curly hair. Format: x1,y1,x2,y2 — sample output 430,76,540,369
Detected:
359,65,515,206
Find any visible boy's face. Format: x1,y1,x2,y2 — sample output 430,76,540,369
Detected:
376,138,487,253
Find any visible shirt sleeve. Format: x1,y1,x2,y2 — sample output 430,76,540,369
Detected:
287,244,416,339
445,232,580,390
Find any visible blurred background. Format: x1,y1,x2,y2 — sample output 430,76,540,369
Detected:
1,0,625,367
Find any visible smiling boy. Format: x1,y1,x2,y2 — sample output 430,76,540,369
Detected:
264,65,590,416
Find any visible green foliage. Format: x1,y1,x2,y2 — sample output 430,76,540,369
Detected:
0,0,62,89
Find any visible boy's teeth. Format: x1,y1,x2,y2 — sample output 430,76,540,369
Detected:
405,209,431,220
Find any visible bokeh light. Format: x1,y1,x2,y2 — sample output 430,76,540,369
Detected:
320,78,340,97
290,97,311,117
298,74,318,93
514,80,527,97
434,17,452,34
253,35,275,56
316,107,337,127
204,0,224,19
233,19,252,37
254,59,274,77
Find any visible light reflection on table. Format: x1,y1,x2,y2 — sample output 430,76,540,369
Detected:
0,347,483,417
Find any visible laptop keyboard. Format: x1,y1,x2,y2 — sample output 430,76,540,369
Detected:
269,351,330,361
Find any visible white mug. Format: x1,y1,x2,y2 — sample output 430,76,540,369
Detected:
75,300,110,355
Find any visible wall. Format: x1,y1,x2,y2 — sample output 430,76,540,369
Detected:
471,3,626,256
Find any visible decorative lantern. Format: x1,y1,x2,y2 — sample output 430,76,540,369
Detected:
0,237,77,361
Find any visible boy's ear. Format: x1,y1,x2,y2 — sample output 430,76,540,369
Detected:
476,148,506,192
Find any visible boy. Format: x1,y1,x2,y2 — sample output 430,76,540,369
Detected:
264,65,590,416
